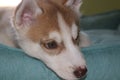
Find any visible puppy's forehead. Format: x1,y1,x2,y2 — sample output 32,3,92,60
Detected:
27,1,77,42
37,0,77,26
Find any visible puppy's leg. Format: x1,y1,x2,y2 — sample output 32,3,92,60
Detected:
0,8,16,47
0,32,16,47
79,31,91,48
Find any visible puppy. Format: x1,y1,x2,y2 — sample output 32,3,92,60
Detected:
0,0,90,79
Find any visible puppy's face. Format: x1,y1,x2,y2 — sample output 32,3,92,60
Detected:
12,0,87,79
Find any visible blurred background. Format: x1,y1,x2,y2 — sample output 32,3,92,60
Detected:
0,0,120,15
81,0,120,15
0,0,21,7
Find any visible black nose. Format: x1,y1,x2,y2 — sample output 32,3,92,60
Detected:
73,67,87,78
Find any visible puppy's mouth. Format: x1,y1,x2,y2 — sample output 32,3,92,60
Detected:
48,63,87,80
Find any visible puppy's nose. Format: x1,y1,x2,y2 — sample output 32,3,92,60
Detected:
73,67,87,78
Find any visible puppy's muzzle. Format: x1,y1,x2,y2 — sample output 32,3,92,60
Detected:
73,67,87,78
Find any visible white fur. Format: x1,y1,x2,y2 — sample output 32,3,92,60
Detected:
49,31,62,43
79,31,91,47
71,23,78,39
65,0,82,16
54,13,86,79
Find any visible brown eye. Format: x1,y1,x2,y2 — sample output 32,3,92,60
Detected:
44,41,58,49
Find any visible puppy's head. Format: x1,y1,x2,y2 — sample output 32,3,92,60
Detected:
12,0,87,79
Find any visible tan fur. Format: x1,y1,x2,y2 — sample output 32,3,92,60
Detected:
50,0,67,5
27,0,77,43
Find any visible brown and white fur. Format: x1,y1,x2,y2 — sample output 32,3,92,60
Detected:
0,0,90,80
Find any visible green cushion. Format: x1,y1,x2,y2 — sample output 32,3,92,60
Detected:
0,10,120,80
0,43,120,80
80,10,120,30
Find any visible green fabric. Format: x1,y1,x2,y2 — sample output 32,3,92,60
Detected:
0,10,120,80
0,43,120,80
83,43,120,80
85,29,120,46
0,44,59,80
80,10,120,30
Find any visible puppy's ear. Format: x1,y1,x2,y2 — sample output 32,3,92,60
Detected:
65,0,82,10
14,0,42,27
52,0,82,14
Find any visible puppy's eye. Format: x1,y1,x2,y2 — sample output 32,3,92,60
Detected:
44,41,58,49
